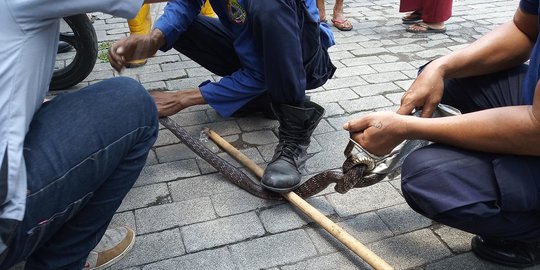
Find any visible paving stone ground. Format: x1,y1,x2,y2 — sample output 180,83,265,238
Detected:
20,0,540,269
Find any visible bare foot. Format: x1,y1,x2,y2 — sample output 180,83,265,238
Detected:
406,22,446,33
149,90,184,117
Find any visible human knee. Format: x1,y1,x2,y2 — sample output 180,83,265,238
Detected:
103,77,158,126
401,147,446,218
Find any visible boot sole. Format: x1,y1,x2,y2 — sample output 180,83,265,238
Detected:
261,182,302,194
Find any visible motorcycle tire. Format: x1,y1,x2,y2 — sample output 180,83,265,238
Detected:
49,14,98,91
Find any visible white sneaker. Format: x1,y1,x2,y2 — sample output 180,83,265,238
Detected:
84,226,135,270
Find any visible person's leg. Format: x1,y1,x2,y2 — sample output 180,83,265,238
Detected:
245,0,306,105
0,77,158,269
401,144,540,267
406,0,451,32
399,0,422,22
441,64,527,112
316,0,327,21
244,0,329,192
331,0,353,31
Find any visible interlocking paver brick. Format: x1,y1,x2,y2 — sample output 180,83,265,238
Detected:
111,229,185,269
338,95,393,113
327,182,405,217
361,71,409,84
141,248,236,270
282,251,371,270
425,252,514,270
352,82,401,97
367,229,452,269
181,212,265,252
168,173,238,202
434,225,475,253
229,230,318,269
212,189,283,217
307,211,393,253
135,197,216,234
310,88,359,104
260,196,334,233
376,203,432,235
134,159,199,186
118,183,170,212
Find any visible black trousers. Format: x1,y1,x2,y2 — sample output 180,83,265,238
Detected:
402,64,540,242
173,0,334,107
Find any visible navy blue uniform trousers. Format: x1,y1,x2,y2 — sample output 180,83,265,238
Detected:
402,64,540,242
172,0,335,108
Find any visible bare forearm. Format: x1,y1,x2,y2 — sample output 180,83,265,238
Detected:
432,24,532,80
406,106,540,155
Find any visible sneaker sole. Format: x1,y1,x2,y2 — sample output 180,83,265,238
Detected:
92,228,136,270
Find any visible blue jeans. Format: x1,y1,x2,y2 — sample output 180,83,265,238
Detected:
0,77,158,269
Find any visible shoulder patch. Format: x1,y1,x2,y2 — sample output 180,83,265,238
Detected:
227,0,246,24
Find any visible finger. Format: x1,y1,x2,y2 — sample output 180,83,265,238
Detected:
108,44,124,64
397,93,416,115
108,48,124,72
343,116,370,132
397,103,415,115
419,100,438,118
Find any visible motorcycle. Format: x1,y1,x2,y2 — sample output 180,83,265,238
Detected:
50,14,98,91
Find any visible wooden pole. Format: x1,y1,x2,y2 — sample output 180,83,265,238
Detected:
204,128,394,270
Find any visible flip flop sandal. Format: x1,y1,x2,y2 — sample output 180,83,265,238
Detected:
331,18,353,31
402,11,422,24
406,23,446,33
320,17,328,24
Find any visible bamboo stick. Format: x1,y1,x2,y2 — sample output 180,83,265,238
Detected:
204,128,393,270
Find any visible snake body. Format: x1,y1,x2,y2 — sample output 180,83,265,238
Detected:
160,117,382,200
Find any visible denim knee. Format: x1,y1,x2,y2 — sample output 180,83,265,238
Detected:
101,77,158,128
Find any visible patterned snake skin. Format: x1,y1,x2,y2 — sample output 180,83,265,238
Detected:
160,117,382,200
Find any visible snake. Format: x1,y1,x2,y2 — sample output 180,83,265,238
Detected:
160,117,384,200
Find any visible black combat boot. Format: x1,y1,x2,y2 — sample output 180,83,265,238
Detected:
472,235,540,267
261,101,325,193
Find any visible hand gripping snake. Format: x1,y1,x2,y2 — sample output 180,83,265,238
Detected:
159,104,460,200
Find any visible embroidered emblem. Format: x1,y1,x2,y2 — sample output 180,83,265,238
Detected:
227,0,246,24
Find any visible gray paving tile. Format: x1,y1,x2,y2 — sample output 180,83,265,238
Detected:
282,251,371,270
434,225,475,253
110,229,185,269
211,189,283,217
368,229,452,269
168,173,239,202
155,143,198,163
339,95,393,113
135,197,216,234
181,212,265,252
229,230,318,269
327,182,405,217
425,252,515,270
376,203,431,235
135,159,200,186
118,183,170,212
259,196,335,234
306,212,393,254
141,248,235,270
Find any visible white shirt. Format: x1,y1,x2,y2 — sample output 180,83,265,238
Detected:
0,0,143,254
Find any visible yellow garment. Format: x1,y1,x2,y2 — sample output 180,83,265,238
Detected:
126,4,152,67
201,0,217,18
128,4,152,35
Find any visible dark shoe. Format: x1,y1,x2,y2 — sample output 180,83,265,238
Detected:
471,235,540,268
57,41,74,53
261,101,325,193
402,11,422,24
